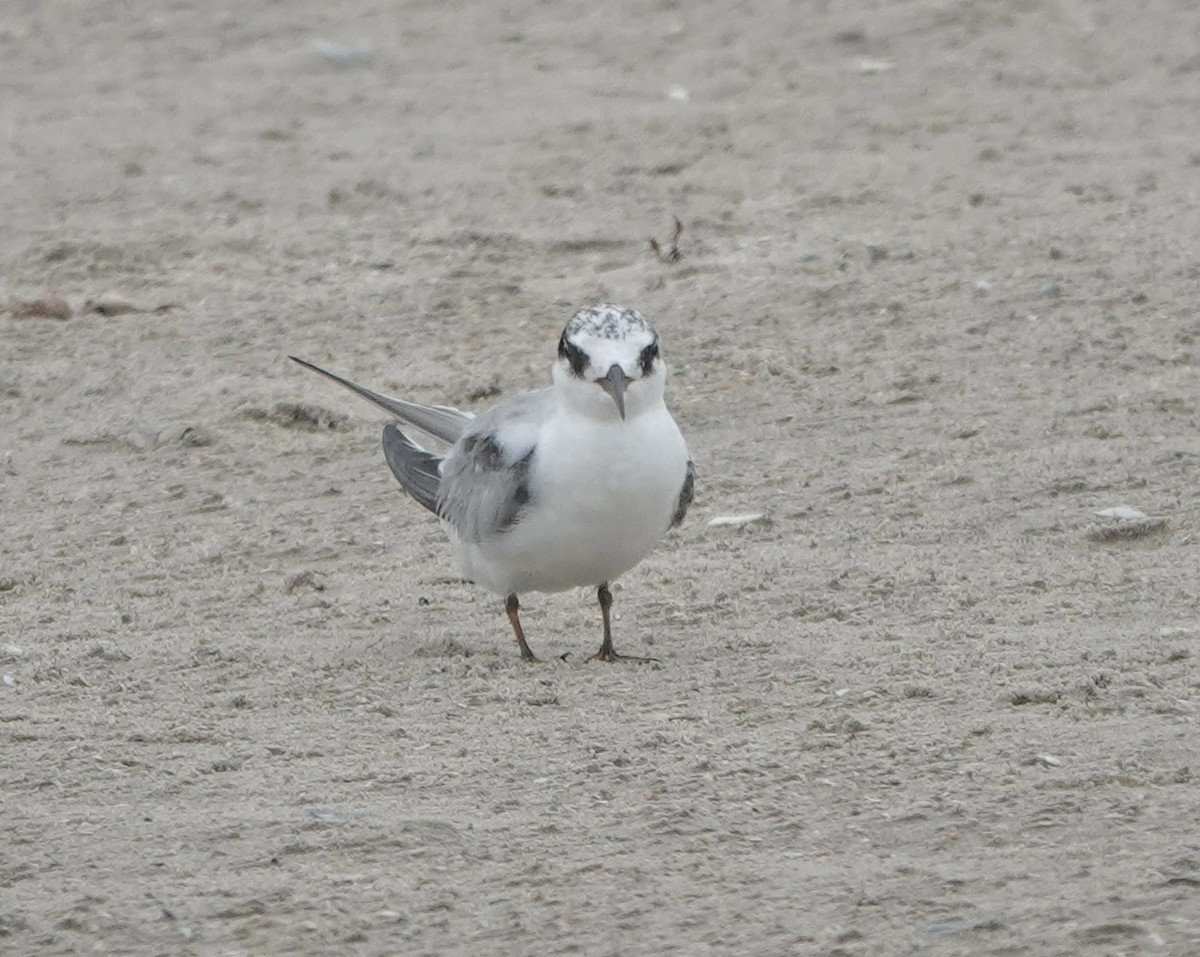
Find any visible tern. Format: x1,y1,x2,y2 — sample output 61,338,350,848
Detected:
291,303,694,662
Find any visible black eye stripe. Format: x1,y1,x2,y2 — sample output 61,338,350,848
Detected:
558,334,588,377
638,341,659,376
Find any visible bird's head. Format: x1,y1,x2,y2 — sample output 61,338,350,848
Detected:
552,304,667,421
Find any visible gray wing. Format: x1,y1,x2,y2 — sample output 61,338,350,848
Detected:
382,424,442,515
670,460,695,528
435,390,550,543
289,356,472,444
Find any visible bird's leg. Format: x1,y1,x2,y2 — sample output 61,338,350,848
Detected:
505,593,541,663
590,583,659,663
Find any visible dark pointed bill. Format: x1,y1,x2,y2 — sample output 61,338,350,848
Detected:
598,363,629,420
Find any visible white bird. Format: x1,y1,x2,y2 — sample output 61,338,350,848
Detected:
290,304,694,662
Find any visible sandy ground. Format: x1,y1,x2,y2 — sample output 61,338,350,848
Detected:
3,1,1200,954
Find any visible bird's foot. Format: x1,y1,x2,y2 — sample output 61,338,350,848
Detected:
589,649,660,664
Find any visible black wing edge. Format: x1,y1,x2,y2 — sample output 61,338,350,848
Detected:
382,423,442,516
670,460,695,528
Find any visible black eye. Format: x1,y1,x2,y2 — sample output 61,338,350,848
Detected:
638,341,659,376
558,334,588,377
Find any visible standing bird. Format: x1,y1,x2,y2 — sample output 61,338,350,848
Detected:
290,304,694,662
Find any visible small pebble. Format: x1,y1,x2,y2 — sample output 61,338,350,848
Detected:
85,293,140,316
312,40,372,64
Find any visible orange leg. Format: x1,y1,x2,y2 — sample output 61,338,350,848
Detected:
505,593,540,662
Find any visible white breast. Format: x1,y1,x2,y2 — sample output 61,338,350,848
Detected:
453,401,689,596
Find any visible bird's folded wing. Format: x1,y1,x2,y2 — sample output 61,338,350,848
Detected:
289,356,473,444
382,424,442,515
435,388,552,541
437,429,535,544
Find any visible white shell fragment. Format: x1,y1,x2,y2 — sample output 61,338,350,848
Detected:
856,58,895,74
1095,505,1148,520
707,513,768,528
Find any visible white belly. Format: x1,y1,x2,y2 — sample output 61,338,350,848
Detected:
452,405,689,595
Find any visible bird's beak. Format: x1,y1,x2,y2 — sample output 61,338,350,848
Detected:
597,363,629,420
